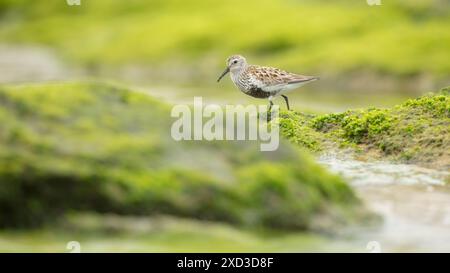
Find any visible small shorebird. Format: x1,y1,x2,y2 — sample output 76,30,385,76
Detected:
217,55,319,111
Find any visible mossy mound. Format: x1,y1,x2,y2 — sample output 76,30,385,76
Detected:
278,88,450,168
0,81,367,230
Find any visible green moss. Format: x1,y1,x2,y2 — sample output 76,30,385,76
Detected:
278,88,450,168
0,81,366,230
277,111,325,151
236,161,358,229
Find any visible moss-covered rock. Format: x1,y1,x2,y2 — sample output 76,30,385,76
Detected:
0,81,368,230
278,87,450,169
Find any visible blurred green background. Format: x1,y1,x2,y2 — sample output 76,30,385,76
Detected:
0,0,449,111
0,0,448,252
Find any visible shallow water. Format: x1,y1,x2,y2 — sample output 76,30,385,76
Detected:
319,155,450,252
319,155,448,187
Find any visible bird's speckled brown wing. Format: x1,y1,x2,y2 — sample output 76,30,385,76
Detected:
247,65,317,86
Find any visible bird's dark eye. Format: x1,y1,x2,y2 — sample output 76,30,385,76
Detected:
233,60,238,64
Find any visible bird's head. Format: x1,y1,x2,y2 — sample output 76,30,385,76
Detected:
217,55,247,82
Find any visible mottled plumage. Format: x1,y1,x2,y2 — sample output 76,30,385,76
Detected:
217,55,319,110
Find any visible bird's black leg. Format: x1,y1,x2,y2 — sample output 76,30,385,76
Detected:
282,95,290,110
267,100,274,121
268,100,274,113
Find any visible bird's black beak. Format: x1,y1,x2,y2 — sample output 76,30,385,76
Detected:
217,67,230,82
